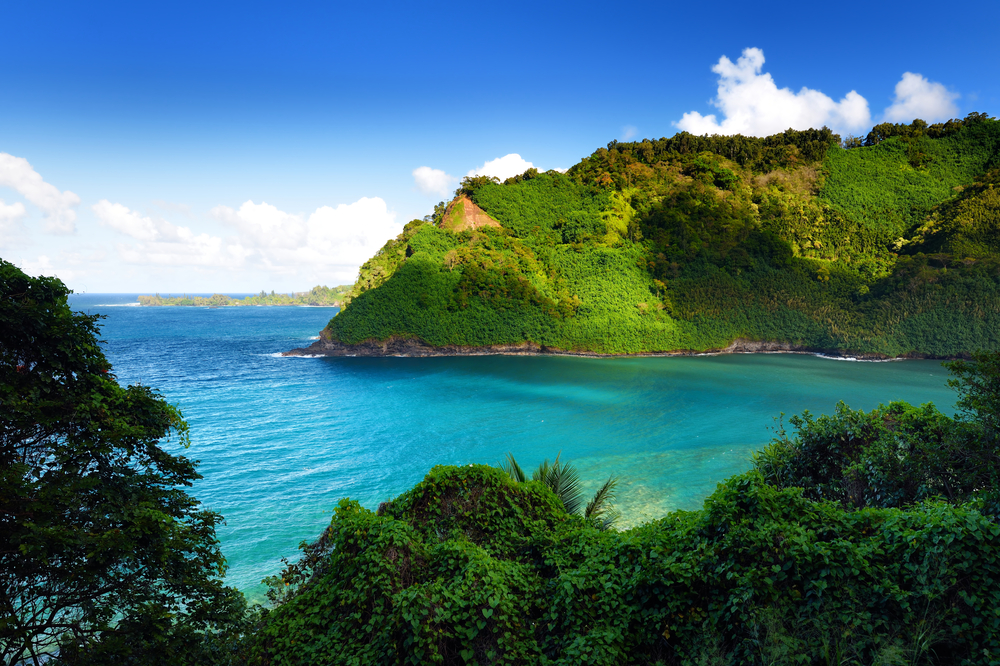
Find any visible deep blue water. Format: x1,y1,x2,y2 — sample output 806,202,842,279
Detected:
69,293,958,601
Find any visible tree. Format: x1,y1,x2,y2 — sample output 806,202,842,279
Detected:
500,453,620,530
0,260,245,665
753,352,1000,517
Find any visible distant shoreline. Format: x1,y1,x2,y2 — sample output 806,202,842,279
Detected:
138,302,341,307
136,286,350,308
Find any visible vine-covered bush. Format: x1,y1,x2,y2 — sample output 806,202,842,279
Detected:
251,466,1000,665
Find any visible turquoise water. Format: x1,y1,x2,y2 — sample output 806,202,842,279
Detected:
70,294,958,601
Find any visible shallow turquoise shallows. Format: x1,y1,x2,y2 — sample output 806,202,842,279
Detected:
70,294,959,601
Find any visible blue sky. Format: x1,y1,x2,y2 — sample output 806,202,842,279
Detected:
2,0,998,292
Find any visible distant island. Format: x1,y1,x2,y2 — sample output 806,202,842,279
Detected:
139,285,351,307
289,114,1000,359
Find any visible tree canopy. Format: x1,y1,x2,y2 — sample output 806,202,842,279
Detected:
0,260,245,665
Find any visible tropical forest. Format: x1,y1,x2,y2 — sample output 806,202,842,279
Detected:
320,113,1000,358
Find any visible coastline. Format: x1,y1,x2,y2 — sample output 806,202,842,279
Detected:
283,334,967,361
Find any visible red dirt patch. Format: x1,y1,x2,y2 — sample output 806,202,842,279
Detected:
439,195,502,232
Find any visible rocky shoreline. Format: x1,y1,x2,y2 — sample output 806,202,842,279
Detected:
283,334,963,361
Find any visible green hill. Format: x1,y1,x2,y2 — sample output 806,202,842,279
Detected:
317,114,1000,358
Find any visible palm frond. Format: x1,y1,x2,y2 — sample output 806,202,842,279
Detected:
532,457,552,484
499,452,527,483
543,454,584,516
584,476,620,531
598,507,621,532
584,476,618,519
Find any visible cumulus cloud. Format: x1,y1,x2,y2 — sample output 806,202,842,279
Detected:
93,200,160,241
96,200,250,269
884,72,959,123
412,166,456,197
107,196,402,283
241,197,401,279
676,47,871,137
0,199,26,222
304,197,401,266
467,154,537,181
0,153,81,234
211,200,307,249
116,229,252,270
0,198,27,233
621,125,638,141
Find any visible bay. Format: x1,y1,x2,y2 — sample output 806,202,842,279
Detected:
69,293,958,601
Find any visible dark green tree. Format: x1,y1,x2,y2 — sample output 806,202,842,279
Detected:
753,352,1000,517
0,260,246,665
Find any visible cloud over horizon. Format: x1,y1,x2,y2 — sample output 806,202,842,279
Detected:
676,48,962,138
90,194,402,284
467,154,537,181
884,72,960,123
677,48,871,137
210,197,403,281
0,199,27,233
412,166,456,197
0,153,81,234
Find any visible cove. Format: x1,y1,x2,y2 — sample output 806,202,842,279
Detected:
70,294,958,600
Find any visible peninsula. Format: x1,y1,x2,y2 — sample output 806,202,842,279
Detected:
289,115,1000,359
139,285,351,307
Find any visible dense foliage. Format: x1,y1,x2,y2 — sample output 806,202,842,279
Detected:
755,352,1000,518
249,355,1000,666
0,260,249,666
325,114,1000,357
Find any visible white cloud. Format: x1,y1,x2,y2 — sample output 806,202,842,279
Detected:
621,125,638,141
467,154,537,181
676,47,871,137
211,200,306,249
96,200,250,269
108,196,402,284
884,72,959,123
0,199,26,222
93,200,160,241
0,153,80,234
412,166,456,197
0,199,27,235
253,197,402,278
117,231,252,270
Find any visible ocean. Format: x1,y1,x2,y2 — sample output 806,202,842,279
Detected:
68,293,959,601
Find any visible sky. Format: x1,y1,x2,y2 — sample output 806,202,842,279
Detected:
2,0,998,293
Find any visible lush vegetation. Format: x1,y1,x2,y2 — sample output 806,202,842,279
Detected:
327,114,1000,357
250,355,1000,666
0,260,252,666
138,285,351,307
8,257,1000,664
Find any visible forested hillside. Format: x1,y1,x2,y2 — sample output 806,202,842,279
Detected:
323,114,1000,357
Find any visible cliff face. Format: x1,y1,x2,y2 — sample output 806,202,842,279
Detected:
298,118,1000,359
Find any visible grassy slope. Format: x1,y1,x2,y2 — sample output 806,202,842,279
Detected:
328,117,1000,356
